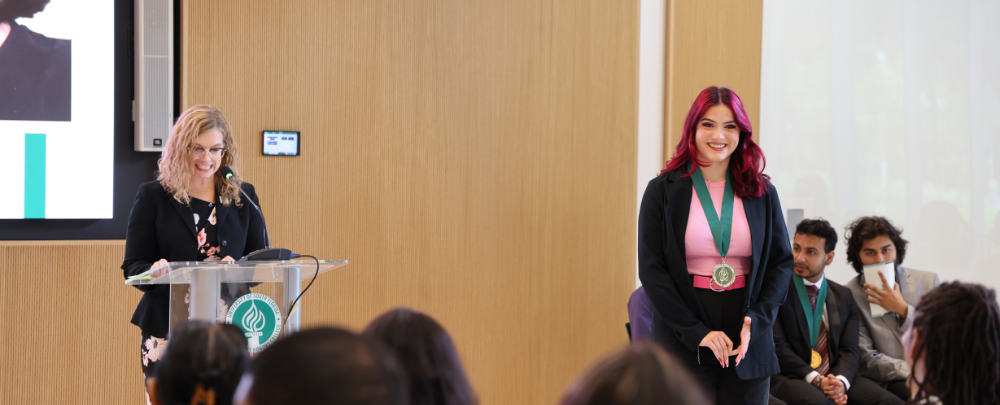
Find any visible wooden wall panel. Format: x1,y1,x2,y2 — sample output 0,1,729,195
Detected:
181,1,638,404
0,242,144,405
0,1,637,404
664,0,763,158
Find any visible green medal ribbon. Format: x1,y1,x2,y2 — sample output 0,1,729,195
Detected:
792,276,828,346
690,167,734,258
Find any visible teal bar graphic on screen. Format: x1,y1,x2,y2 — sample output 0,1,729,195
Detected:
24,134,46,219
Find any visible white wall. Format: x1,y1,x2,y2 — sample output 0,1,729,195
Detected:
636,0,666,288
761,0,1000,288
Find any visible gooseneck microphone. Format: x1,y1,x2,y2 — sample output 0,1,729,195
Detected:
220,166,292,260
219,166,318,322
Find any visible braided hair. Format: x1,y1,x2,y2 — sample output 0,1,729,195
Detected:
907,282,1000,405
154,321,250,405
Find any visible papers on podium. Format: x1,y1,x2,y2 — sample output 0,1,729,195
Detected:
863,261,896,317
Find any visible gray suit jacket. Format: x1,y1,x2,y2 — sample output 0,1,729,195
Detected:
844,265,939,383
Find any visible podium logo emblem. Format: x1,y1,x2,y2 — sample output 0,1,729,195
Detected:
225,293,282,353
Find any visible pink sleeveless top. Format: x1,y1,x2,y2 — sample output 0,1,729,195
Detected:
685,180,752,277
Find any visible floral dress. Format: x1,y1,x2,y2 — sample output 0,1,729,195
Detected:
140,198,220,378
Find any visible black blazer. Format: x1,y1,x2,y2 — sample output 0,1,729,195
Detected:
771,278,861,392
121,181,267,337
638,167,793,380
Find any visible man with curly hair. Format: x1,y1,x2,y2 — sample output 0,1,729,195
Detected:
842,216,939,401
0,0,71,121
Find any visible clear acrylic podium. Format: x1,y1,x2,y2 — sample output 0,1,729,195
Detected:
125,259,347,351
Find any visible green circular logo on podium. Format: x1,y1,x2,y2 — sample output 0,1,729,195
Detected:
225,293,282,353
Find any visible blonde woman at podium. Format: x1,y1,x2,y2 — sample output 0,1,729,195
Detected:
121,104,267,393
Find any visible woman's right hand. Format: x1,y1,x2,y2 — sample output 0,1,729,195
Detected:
700,331,733,367
149,258,169,278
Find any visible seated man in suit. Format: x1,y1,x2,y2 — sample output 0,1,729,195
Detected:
843,216,940,401
771,219,902,405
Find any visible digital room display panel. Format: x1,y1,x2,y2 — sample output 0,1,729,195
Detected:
0,0,115,219
263,130,300,156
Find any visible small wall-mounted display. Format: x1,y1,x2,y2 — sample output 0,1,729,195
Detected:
263,130,300,156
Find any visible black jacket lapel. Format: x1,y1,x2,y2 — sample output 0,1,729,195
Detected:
826,286,842,353
664,171,693,261
215,202,231,232
791,283,812,347
662,170,704,321
168,196,197,238
743,194,766,306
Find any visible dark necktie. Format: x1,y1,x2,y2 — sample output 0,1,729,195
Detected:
807,285,830,376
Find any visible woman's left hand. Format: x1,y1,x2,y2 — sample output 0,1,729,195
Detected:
731,316,751,365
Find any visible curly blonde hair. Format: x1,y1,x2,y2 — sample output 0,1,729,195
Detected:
157,104,243,207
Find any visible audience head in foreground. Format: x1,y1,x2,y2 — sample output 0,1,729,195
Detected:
559,341,709,405
903,281,1000,405
363,307,479,405
148,320,250,405
235,326,406,405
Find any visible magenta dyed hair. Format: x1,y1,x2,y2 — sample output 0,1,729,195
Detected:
661,86,770,198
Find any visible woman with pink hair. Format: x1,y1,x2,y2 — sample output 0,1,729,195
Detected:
638,86,793,404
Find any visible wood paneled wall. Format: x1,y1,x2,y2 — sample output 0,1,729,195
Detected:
0,241,145,404
664,0,763,158
0,1,638,404
0,1,777,404
181,1,638,404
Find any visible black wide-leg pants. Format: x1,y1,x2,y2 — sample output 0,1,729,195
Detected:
672,287,770,405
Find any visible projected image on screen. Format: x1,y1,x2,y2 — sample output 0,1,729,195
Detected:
0,0,113,219
0,0,71,122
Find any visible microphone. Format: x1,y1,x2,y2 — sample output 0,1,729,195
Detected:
219,166,289,260
219,166,319,321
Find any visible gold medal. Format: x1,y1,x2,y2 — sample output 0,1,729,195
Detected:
810,350,821,369
712,261,736,288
